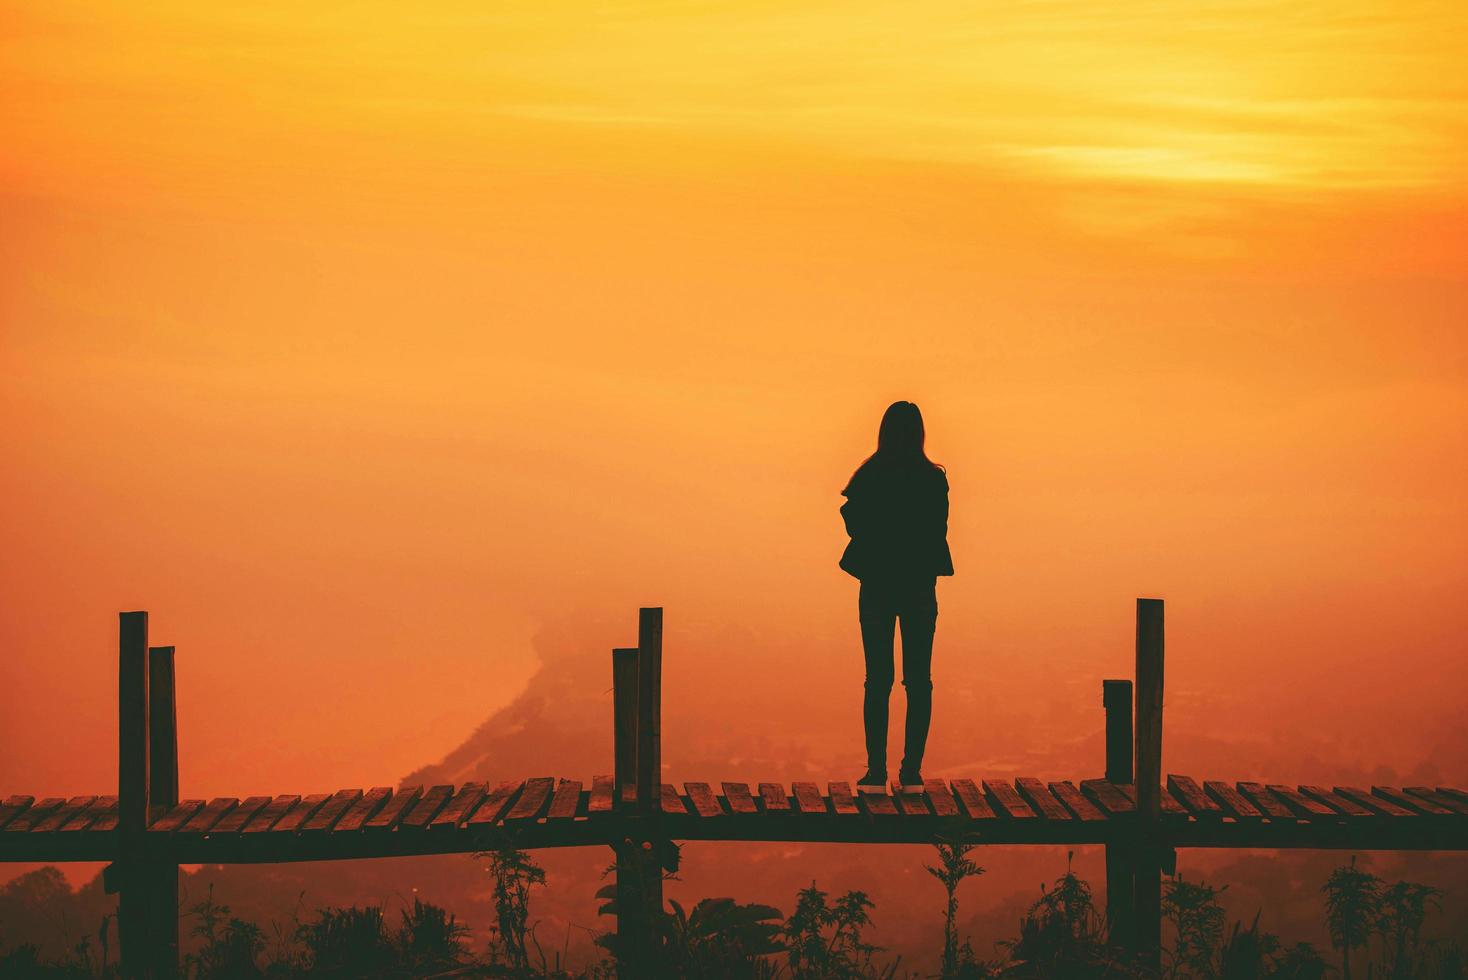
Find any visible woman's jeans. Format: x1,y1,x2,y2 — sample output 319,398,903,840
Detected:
859,575,937,775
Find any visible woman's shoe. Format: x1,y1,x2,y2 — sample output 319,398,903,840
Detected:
856,768,888,794
898,768,924,793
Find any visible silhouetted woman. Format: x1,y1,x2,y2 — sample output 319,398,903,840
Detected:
839,401,953,793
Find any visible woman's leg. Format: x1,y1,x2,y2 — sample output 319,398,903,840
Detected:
859,581,897,774
898,579,938,776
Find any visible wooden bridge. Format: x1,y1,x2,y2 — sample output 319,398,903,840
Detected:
4,601,1466,978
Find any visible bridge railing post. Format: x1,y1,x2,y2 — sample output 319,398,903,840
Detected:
611,646,643,975
634,608,665,973
147,645,180,978
1133,598,1165,973
116,612,151,979
1102,678,1134,949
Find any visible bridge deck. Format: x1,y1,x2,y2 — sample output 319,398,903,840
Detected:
5,776,1467,864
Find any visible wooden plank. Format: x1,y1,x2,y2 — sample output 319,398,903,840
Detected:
546,780,582,820
1407,787,1468,817
466,781,522,827
150,801,204,833
1167,776,1221,819
660,783,687,815
1374,786,1452,816
243,795,301,834
1080,779,1134,816
1299,785,1374,819
180,797,238,834
1335,786,1414,818
1050,781,1106,822
1237,783,1295,820
32,796,97,834
61,795,117,832
90,804,121,832
792,782,827,814
0,796,35,831
209,796,272,834
1015,778,1070,821
950,779,998,820
401,785,455,828
5,797,63,832
1437,787,1468,808
504,777,554,821
302,789,364,834
858,791,899,817
365,787,423,830
333,787,392,832
431,783,490,830
721,783,757,815
1116,782,1187,816
589,775,615,814
1204,780,1262,819
924,779,961,818
983,780,1037,819
891,784,930,816
828,782,859,815
685,783,723,817
758,783,791,812
272,793,331,833
1267,785,1339,821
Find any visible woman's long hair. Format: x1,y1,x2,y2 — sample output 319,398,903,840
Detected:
847,401,943,487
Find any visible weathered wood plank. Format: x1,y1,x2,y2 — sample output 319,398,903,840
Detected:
685,782,723,817
1080,779,1134,816
1016,778,1070,821
333,788,393,832
1437,787,1468,809
858,791,899,817
892,784,930,816
546,780,582,820
1237,783,1296,820
1050,781,1106,822
1374,786,1452,817
793,782,827,814
302,790,364,834
505,777,555,821
272,794,331,833
150,800,205,833
466,781,523,827
1168,776,1221,819
431,783,490,830
1204,781,1262,819
925,780,961,818
984,781,1037,819
4,797,63,832
1267,785,1339,821
61,795,117,832
828,782,859,815
210,796,272,834
402,785,456,828
589,776,615,814
32,796,97,834
951,779,998,820
1407,787,1468,817
243,795,302,833
1335,786,1414,818
758,783,791,812
90,804,121,832
721,783,757,815
1299,786,1374,819
0,796,35,831
1116,782,1188,816
180,798,239,834
660,783,687,815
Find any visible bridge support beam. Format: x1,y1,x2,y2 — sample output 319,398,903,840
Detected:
145,645,181,978
1133,598,1165,974
115,612,151,979
1102,678,1134,949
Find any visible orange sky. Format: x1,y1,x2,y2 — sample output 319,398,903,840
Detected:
2,0,1467,862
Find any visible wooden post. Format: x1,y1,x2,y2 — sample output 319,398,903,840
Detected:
1133,598,1165,972
1102,679,1135,948
147,646,180,978
117,611,150,979
635,608,664,976
611,646,643,976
